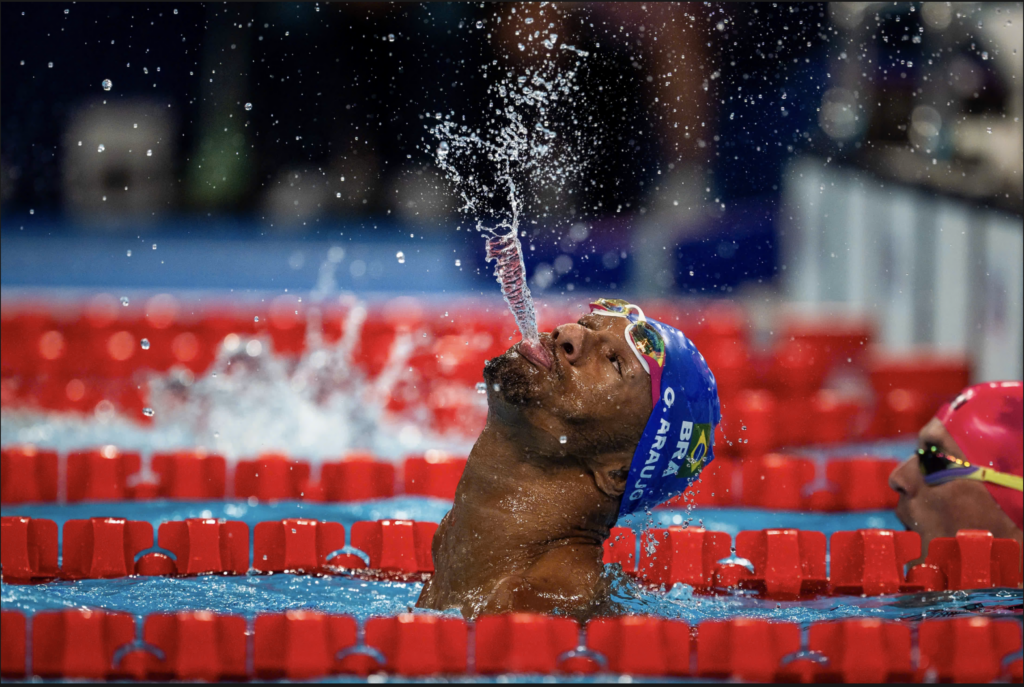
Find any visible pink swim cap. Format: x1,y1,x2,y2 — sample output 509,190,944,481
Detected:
935,381,1024,530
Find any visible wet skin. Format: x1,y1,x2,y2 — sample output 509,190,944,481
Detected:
417,313,653,619
889,417,1024,569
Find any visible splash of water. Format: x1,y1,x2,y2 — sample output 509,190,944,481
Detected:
0,258,479,462
429,19,590,343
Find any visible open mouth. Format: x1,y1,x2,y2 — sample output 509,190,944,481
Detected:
518,337,554,371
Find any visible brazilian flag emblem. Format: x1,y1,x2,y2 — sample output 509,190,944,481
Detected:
676,423,713,479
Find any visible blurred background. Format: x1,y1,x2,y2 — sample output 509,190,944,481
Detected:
1,1,1021,440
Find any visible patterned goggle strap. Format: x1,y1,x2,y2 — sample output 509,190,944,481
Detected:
918,447,1024,491
589,299,667,374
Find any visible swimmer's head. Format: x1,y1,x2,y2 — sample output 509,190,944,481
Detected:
889,381,1024,559
483,299,721,514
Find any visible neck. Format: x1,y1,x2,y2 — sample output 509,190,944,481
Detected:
431,416,621,590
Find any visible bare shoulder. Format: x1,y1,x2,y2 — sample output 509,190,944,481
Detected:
476,544,611,617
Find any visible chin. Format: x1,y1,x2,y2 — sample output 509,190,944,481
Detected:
483,348,539,408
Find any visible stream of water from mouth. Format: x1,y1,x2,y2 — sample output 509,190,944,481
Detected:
429,14,590,344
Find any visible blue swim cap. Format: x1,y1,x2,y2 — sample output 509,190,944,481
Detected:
589,300,722,517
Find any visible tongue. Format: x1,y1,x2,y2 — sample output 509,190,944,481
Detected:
519,339,553,370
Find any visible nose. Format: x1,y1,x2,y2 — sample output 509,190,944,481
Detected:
888,455,921,498
552,323,587,365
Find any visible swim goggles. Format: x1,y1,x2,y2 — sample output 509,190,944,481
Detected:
917,446,1024,492
588,298,667,374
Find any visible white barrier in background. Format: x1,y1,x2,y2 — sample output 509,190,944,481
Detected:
781,156,1023,382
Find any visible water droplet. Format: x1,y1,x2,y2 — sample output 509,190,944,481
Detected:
476,382,487,394
140,338,151,350
146,149,153,156
142,407,155,417
152,244,157,250
48,62,53,68
173,8,178,14
387,33,395,42
336,192,342,198
476,20,484,28
97,144,106,153
254,316,259,323
126,250,132,257
559,435,567,444
525,17,534,24
101,78,112,91
64,8,69,14
986,127,992,134
244,102,253,111
455,259,461,267
120,296,129,307
437,141,449,156
396,251,406,264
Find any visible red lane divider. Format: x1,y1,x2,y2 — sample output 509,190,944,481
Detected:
475,613,580,674
586,616,691,676
829,529,922,596
734,529,828,599
0,611,27,678
740,454,813,510
4,609,1023,681
143,612,248,681
348,520,436,577
158,519,249,575
696,619,801,682
3,300,982,447
151,451,226,499
234,454,310,501
6,516,1019,595
321,453,395,502
0,516,59,582
809,619,914,683
808,458,899,511
918,617,1023,683
32,610,136,679
254,519,353,574
62,518,153,579
66,446,141,502
637,527,731,591
0,445,58,504
921,529,1023,590
656,458,735,509
0,446,905,511
364,614,469,676
727,389,778,458
403,451,466,500
253,611,361,679
602,526,637,572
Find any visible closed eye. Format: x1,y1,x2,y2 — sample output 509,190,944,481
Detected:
609,353,622,376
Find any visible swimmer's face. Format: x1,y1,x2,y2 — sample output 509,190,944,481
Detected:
888,417,1013,564
483,312,653,461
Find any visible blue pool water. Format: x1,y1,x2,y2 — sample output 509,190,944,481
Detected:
3,499,1021,627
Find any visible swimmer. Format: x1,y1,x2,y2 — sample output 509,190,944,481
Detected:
888,381,1023,570
417,299,720,618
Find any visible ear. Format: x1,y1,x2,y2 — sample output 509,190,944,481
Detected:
591,465,629,498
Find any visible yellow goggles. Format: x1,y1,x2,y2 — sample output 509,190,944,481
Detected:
589,298,667,373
